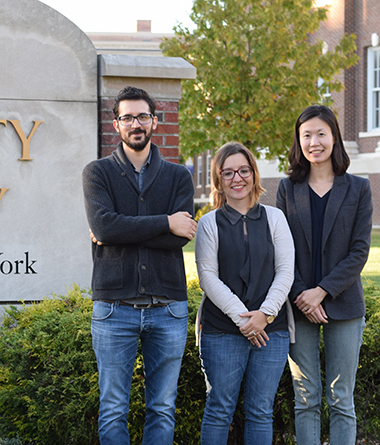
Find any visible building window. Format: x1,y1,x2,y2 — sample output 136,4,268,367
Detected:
206,154,211,187
197,155,202,187
317,77,331,102
367,47,380,131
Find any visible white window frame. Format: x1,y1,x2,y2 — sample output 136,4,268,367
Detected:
367,46,380,132
206,154,211,187
197,155,202,187
317,77,331,102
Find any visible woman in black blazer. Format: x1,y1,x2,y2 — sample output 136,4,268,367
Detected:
276,105,373,445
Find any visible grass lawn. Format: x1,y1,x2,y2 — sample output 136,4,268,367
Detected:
185,229,380,287
362,228,380,287
183,238,197,283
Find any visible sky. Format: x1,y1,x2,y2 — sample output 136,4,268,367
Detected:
40,0,195,34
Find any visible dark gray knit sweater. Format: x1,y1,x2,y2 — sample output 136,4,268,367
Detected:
82,142,194,301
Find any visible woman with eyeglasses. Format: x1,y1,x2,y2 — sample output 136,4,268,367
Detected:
276,105,373,445
195,142,295,445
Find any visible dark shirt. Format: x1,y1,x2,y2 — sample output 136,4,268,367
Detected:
129,150,152,192
309,186,331,288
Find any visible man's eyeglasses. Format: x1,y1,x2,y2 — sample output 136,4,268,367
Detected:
220,166,254,181
117,113,154,127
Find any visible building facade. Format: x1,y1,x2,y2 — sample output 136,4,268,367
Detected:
87,22,195,162
194,0,380,225
88,8,380,224
258,0,380,226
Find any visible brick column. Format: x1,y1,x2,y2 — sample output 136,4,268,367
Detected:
97,54,195,162
153,101,179,163
344,0,356,141
99,98,118,158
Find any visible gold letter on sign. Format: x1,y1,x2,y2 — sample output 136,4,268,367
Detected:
8,120,43,161
0,188,10,202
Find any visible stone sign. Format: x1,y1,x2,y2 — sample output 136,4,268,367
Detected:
0,0,97,302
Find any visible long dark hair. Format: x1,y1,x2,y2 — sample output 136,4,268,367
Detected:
288,105,350,183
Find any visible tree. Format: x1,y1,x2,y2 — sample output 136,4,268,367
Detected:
161,0,358,170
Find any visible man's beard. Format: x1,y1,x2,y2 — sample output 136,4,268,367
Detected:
123,127,152,152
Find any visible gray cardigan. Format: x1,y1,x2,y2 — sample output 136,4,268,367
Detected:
276,173,373,320
82,143,194,301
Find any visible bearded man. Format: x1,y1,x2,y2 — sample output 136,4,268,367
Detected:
82,86,196,445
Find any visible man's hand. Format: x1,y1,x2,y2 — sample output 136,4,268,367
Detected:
168,212,197,240
89,229,103,245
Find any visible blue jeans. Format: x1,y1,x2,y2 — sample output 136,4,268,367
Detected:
200,330,289,445
288,316,365,445
91,300,188,445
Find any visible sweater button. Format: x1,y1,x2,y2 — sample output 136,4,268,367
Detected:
140,287,145,293
121,172,126,177
141,265,146,271
140,197,144,202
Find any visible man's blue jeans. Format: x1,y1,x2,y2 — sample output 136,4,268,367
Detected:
91,300,188,445
288,316,365,445
200,330,289,445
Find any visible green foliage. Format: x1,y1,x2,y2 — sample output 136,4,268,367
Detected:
0,285,99,445
119,281,205,445
214,282,380,444
0,282,379,444
0,436,24,445
161,0,358,170
355,282,380,442
195,204,212,222
174,282,204,444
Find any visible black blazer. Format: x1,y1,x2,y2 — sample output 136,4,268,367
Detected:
276,173,372,321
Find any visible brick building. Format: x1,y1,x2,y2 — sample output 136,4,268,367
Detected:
194,1,380,224
89,9,380,224
87,22,194,163
257,0,380,225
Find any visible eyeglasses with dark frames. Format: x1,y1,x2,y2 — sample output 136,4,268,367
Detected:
117,113,153,127
220,165,254,181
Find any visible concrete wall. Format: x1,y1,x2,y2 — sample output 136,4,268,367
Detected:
0,0,196,303
0,0,97,302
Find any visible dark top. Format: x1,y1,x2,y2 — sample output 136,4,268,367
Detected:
82,142,195,302
276,174,372,321
309,186,331,288
202,203,287,335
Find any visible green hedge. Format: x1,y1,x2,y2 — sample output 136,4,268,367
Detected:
0,282,379,444
0,285,99,445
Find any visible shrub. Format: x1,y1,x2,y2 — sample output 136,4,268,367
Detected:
0,285,99,445
0,282,379,444
126,280,205,445
195,204,212,222
0,437,24,445
355,281,380,442
0,284,205,445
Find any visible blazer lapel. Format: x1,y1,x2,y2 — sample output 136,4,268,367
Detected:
322,174,348,248
294,180,312,252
